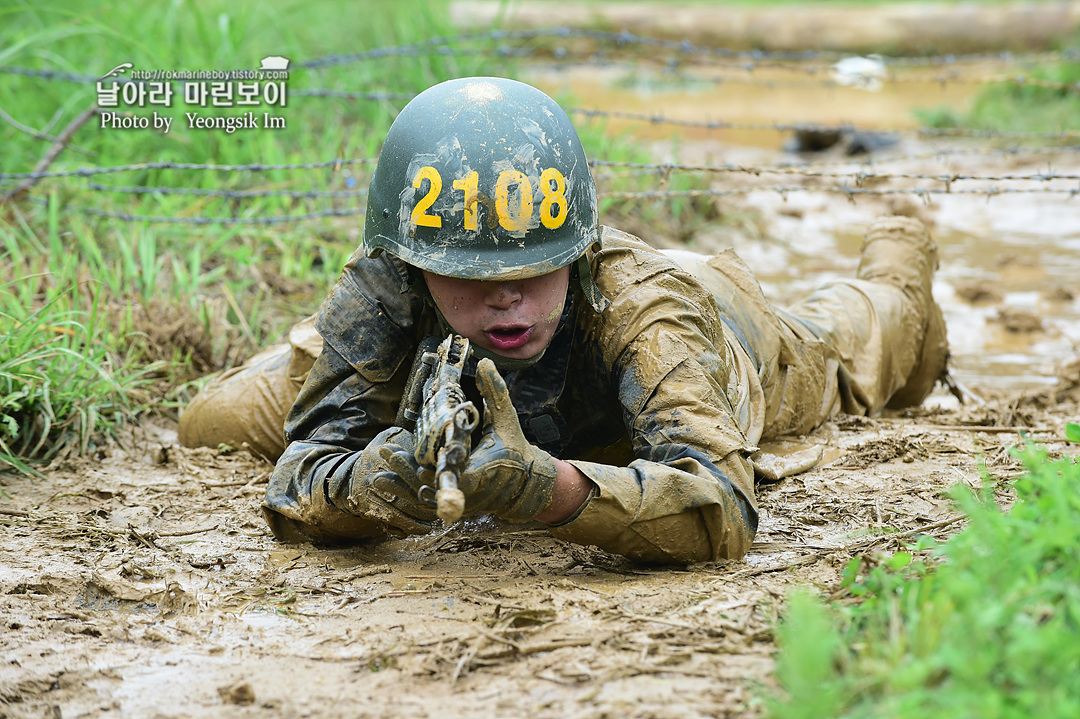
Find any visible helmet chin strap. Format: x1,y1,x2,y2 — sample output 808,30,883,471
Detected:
576,254,611,314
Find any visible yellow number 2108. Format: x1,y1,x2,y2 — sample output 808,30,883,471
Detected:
409,165,568,232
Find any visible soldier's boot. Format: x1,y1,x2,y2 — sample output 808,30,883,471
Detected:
856,216,950,408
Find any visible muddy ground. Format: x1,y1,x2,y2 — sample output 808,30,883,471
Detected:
5,4,1080,716
3,373,1078,719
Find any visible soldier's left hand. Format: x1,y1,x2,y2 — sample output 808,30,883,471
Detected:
457,358,558,521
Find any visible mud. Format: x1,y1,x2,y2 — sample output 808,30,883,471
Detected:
4,380,1077,718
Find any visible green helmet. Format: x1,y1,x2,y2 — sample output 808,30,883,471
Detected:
363,77,600,281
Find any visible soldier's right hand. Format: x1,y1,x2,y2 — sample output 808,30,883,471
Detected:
347,427,439,535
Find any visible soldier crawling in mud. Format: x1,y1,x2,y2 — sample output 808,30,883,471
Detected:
179,77,948,564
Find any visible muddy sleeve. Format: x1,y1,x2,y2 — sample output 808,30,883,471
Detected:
550,262,760,564
261,343,408,543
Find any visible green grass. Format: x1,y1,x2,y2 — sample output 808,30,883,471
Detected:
769,434,1080,719
917,60,1080,135
0,273,151,476
0,0,491,170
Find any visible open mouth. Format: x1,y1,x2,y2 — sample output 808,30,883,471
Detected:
485,325,533,351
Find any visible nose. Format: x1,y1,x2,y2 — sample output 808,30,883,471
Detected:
484,281,522,309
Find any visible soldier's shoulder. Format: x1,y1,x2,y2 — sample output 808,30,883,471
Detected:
341,247,414,299
583,227,722,358
314,247,427,379
592,226,685,297
320,248,424,329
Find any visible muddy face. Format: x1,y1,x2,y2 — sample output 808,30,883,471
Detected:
422,266,570,360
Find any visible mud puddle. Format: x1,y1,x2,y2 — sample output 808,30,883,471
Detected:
527,63,985,149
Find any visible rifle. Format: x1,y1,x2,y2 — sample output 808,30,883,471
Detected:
396,334,480,523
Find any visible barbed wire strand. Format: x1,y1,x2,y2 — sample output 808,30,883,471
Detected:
36,182,1076,226
79,169,1080,202
603,185,1080,199
7,132,1080,187
591,160,1080,183
74,206,366,224
3,26,1078,220
568,108,1080,141
8,60,1074,96
0,158,376,182
6,147,1080,189
85,183,368,199
526,56,1080,93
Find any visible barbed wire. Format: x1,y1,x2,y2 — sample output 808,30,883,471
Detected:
0,159,376,182
594,146,1080,175
289,89,416,101
591,160,1080,184
710,71,1080,93
74,206,366,224
919,127,1080,140
297,28,1079,69
5,26,1075,86
44,181,1078,226
85,183,367,199
296,28,837,70
6,149,1080,190
531,70,1080,94
293,71,1080,100
568,108,1080,141
4,26,1079,224
0,67,98,83
6,147,1080,190
602,145,1080,174
295,28,559,69
603,185,1080,200
8,61,1073,97
527,54,1080,93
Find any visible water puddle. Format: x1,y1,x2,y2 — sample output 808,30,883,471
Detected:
527,63,984,148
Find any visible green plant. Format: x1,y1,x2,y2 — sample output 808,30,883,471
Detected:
917,61,1080,136
0,276,150,475
769,440,1080,719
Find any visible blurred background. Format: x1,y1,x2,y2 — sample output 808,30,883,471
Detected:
1,0,1078,472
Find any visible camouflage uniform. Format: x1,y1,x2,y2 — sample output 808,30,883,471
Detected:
179,216,946,564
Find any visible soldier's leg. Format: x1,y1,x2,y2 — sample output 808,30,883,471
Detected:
178,316,321,461
783,216,948,415
664,215,947,440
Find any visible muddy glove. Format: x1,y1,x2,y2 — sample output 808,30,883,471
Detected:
458,358,559,522
347,427,438,535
